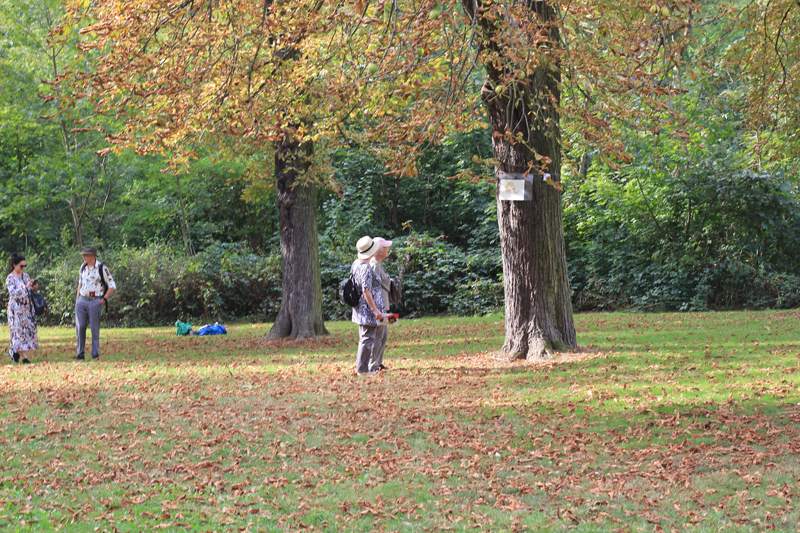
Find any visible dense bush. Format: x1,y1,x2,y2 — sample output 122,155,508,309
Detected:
3,237,501,327
321,234,503,321
175,243,282,321
6,243,282,327
5,90,800,321
564,147,800,311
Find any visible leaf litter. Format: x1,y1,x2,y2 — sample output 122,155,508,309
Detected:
0,310,799,531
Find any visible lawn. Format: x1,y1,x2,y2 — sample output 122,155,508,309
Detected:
1,310,799,532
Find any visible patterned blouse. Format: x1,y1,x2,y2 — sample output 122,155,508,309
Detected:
78,262,117,298
351,259,385,326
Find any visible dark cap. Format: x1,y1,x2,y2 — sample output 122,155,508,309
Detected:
80,245,98,256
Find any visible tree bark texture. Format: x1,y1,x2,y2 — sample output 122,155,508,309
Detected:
175,174,194,256
467,0,576,359
267,136,329,340
69,196,84,249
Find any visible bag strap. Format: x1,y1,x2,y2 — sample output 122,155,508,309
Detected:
98,263,109,313
350,270,361,291
98,262,108,293
24,275,37,320
80,262,108,291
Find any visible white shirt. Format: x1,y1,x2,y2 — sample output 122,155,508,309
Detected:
79,262,117,298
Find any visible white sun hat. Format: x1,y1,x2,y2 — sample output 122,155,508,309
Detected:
356,236,380,259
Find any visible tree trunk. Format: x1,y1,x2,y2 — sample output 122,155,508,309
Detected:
468,0,576,359
392,175,400,235
69,196,84,249
175,174,194,256
267,135,328,340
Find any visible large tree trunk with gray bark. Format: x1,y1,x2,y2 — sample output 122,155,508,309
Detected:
267,135,328,340
467,0,576,359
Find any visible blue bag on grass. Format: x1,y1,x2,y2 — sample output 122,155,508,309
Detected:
197,323,227,336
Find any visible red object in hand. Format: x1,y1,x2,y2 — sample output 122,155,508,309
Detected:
384,313,399,324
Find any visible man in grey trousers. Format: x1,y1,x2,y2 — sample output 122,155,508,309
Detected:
75,246,116,361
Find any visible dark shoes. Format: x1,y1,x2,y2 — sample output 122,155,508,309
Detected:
92,354,99,360
9,353,30,364
378,364,389,371
76,353,99,361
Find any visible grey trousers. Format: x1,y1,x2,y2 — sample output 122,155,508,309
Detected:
371,325,388,371
356,325,379,374
76,296,103,357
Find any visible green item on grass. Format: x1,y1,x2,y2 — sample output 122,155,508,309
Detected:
175,321,192,336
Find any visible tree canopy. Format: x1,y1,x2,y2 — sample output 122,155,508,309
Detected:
2,0,799,330
56,0,725,176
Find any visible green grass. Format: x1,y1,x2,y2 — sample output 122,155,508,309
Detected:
1,310,799,532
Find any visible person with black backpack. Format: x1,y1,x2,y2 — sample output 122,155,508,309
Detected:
30,279,47,318
75,246,116,361
350,236,385,376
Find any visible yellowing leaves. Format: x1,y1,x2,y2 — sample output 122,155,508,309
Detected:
52,0,722,179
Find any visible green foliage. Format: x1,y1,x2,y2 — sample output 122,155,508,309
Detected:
319,130,498,252
114,154,278,252
16,238,500,327
391,234,502,317
563,90,800,311
178,243,282,321
0,0,65,254
321,234,503,321
3,0,800,320
22,244,282,326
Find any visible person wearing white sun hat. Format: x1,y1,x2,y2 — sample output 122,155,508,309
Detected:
369,237,393,372
351,236,385,376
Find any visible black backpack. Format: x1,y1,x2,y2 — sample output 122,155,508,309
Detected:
339,272,361,308
31,292,48,317
81,262,109,311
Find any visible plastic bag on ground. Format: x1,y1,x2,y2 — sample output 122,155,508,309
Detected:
197,323,227,336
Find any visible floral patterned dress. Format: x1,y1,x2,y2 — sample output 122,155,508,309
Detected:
6,272,38,355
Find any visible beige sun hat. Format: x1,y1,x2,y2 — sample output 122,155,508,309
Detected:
356,236,380,259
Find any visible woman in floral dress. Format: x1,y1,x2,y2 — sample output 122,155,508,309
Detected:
6,253,37,364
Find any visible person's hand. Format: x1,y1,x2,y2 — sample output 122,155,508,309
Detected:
375,311,384,320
